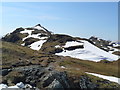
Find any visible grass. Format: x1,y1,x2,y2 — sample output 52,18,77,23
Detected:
1,41,43,68
40,40,63,54
58,57,119,78
63,67,119,89
86,74,119,88
2,40,119,78
1,40,120,88
1,41,62,68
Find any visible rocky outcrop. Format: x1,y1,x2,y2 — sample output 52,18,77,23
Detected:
2,28,26,43
2,65,120,89
0,69,12,76
2,65,70,89
47,34,75,43
2,24,51,46
49,48,63,54
112,51,120,56
89,36,112,52
79,75,98,89
24,37,39,46
64,45,84,51
41,34,76,54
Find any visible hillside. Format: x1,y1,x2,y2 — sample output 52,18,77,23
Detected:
2,24,119,62
1,24,120,89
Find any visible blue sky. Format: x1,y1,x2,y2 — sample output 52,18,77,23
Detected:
1,2,118,41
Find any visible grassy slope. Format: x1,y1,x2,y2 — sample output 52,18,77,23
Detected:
2,41,46,69
57,57,119,78
2,41,119,77
1,41,120,88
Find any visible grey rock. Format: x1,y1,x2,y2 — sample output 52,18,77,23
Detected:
1,69,12,76
79,75,98,89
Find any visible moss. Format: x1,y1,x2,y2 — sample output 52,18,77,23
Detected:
59,60,74,66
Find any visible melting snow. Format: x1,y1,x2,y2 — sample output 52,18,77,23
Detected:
55,40,118,62
21,43,25,46
20,29,33,35
113,43,119,47
20,29,34,41
55,45,61,48
108,46,119,54
0,82,33,90
8,82,24,88
86,72,120,84
20,29,47,41
61,66,65,68
0,84,8,90
33,26,45,30
29,40,47,50
63,41,83,48
20,29,48,50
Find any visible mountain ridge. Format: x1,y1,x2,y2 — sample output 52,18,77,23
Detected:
1,24,120,89
2,24,119,61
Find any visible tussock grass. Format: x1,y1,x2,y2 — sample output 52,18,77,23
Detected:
2,41,42,68
58,57,119,78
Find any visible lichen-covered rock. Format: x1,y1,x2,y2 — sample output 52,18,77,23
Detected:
3,65,70,89
79,75,98,89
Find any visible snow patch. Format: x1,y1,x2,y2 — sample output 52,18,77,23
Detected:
39,36,48,40
33,26,44,30
20,29,34,41
0,82,34,90
21,43,25,46
20,29,48,50
8,82,24,88
113,43,119,47
86,72,120,84
55,40,118,62
0,84,8,90
20,29,48,41
63,41,83,48
61,66,65,68
29,40,47,50
109,47,119,54
20,29,33,35
55,45,61,48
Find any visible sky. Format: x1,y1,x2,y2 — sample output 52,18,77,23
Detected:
0,2,118,41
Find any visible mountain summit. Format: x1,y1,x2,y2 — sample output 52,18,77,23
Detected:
35,24,42,27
